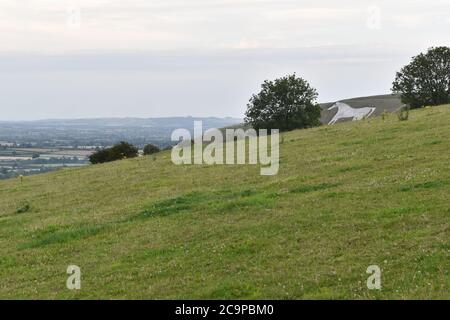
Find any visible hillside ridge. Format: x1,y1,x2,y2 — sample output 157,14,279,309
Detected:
0,104,448,299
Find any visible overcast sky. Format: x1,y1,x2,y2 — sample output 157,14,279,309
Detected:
1,0,449,120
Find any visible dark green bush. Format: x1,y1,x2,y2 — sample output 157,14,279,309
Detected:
143,144,160,155
16,203,31,214
89,141,138,164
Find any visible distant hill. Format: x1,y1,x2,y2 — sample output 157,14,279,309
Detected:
225,94,404,130
0,117,242,148
0,117,243,128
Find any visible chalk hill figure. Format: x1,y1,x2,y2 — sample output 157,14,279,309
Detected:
327,102,376,125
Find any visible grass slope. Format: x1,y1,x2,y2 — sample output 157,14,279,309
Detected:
0,105,449,299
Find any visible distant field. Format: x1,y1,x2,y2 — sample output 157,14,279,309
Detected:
0,148,91,180
12,148,93,157
0,156,32,161
0,105,448,299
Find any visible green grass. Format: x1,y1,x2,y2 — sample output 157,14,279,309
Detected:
0,105,449,299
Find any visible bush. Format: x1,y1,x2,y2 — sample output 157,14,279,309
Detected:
89,149,109,164
89,141,138,164
397,106,410,121
392,46,450,108
143,144,160,155
245,74,322,132
16,202,31,214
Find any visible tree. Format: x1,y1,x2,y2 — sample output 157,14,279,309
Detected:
245,74,321,131
89,141,138,164
143,144,160,155
392,46,450,108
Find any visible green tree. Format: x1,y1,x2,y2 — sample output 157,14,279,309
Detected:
392,46,450,108
143,144,160,155
245,74,321,131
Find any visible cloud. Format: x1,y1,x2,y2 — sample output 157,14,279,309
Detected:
0,0,448,53
0,45,419,120
0,0,448,119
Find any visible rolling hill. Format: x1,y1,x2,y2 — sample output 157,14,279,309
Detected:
320,94,403,124
227,94,403,129
0,104,448,299
0,117,243,149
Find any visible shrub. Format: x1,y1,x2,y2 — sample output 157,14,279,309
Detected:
89,141,138,164
89,149,110,164
143,144,160,155
16,202,31,214
397,106,410,121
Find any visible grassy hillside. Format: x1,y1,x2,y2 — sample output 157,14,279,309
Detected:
0,105,449,299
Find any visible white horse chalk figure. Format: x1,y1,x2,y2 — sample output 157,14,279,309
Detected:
328,102,376,125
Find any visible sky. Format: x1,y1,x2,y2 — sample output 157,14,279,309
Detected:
0,0,449,120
